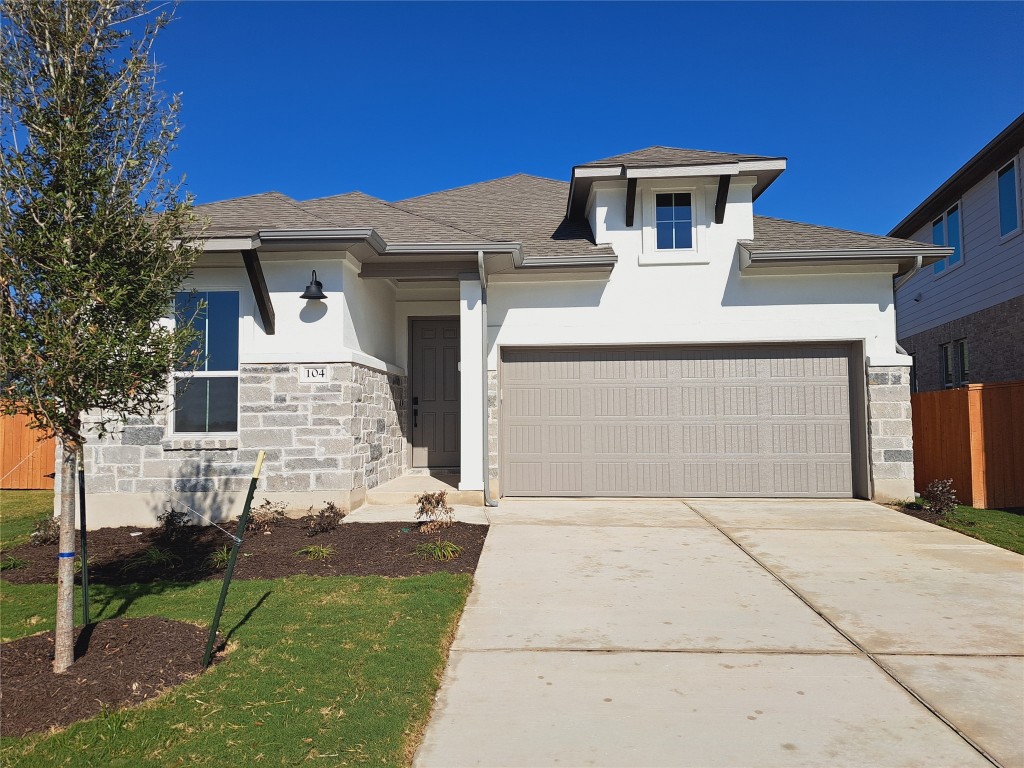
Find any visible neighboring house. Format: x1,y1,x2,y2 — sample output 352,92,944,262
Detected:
890,113,1024,392
73,146,949,526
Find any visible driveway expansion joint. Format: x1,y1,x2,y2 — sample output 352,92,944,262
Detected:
682,500,1006,768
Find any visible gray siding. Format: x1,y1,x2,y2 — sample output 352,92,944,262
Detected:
896,146,1024,339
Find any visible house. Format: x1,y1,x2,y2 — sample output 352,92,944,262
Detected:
890,113,1024,391
74,146,950,527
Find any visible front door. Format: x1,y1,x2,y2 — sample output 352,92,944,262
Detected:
410,318,460,468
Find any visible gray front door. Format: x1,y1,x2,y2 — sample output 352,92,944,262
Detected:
411,318,460,468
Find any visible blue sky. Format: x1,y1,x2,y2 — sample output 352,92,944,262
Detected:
157,1,1023,236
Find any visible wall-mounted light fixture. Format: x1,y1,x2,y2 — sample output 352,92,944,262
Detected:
300,270,327,301
913,292,922,303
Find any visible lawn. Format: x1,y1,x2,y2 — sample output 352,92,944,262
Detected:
942,505,1024,555
0,490,53,549
1,491,474,767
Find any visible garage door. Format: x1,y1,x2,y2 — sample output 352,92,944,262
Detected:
500,345,853,498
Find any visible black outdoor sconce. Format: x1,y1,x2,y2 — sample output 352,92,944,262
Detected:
300,270,327,300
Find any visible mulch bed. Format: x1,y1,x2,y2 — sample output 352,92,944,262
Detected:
1,617,218,738
887,503,945,526
1,519,487,585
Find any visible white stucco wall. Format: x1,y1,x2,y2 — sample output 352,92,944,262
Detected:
485,178,906,369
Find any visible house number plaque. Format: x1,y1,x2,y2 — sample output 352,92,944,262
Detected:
299,366,332,383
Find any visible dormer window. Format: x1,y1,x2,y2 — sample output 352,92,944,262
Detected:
655,193,693,250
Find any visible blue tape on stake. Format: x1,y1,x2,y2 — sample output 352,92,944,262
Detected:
58,552,75,559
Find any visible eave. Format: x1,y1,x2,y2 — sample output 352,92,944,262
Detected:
738,245,952,275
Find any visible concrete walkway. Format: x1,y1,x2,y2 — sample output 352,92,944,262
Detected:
414,499,1024,768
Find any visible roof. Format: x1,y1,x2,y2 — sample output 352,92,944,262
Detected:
578,145,784,168
194,192,334,237
889,112,1024,239
300,191,479,244
394,174,614,259
742,216,932,253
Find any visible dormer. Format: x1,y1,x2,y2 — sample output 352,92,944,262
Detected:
566,146,787,264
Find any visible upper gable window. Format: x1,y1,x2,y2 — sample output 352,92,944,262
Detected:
998,160,1020,237
931,203,962,275
655,193,693,250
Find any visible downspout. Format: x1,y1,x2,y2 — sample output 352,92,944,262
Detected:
893,253,923,356
478,251,498,507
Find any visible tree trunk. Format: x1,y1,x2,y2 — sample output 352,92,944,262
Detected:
53,440,78,673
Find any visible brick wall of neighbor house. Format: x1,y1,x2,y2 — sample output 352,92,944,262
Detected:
866,365,915,500
76,363,406,514
900,295,1024,392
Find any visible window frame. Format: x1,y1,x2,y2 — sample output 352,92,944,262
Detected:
931,201,964,276
955,338,969,385
941,342,954,388
997,159,1022,240
640,182,709,265
171,289,242,436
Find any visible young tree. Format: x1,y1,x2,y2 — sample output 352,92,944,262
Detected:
0,0,201,672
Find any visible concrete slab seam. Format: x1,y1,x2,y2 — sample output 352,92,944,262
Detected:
680,500,1005,768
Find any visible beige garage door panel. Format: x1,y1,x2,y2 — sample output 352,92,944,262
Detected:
501,346,853,498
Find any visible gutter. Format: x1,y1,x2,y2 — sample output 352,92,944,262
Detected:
478,250,497,508
893,253,923,291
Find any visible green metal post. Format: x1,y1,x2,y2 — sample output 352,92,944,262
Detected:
78,447,89,625
203,450,265,668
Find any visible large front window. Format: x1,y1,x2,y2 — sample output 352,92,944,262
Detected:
174,291,239,433
655,192,693,250
998,160,1020,237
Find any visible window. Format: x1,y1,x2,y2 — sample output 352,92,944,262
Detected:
173,291,239,433
931,203,962,274
941,343,954,387
956,338,969,384
655,193,693,250
998,161,1020,237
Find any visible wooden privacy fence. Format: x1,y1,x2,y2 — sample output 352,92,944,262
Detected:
0,414,56,490
911,381,1024,510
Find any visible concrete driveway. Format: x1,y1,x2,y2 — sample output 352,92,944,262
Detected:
414,499,1024,768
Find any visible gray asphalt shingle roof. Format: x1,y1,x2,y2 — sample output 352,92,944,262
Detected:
741,216,933,253
300,191,480,243
579,146,784,168
194,192,335,237
393,174,614,258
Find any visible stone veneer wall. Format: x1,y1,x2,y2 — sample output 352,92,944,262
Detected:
77,363,406,516
865,365,915,500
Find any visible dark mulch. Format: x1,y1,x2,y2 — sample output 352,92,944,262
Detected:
888,503,945,526
0,520,487,585
1,617,217,738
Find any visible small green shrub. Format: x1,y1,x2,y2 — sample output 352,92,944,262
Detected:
120,546,181,574
206,545,232,571
156,504,191,540
922,478,959,520
297,544,335,562
0,554,28,571
305,501,343,537
246,498,287,534
415,491,454,534
29,516,60,547
73,556,90,574
415,539,463,562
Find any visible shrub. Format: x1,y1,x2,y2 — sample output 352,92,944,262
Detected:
120,546,181,575
922,478,959,520
156,504,192,540
297,544,334,562
206,545,233,571
305,501,344,537
29,516,60,547
415,539,463,562
246,498,287,534
0,555,27,571
415,491,455,534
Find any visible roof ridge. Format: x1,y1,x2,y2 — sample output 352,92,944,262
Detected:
395,172,566,205
194,190,296,208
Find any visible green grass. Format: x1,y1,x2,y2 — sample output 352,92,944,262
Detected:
941,505,1024,555
0,573,472,767
0,490,54,549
